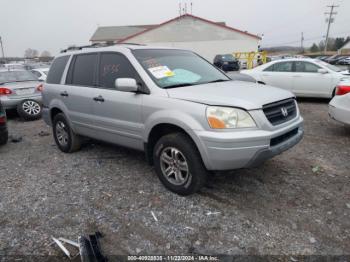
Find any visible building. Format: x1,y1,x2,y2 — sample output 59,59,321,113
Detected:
338,41,350,54
90,14,261,61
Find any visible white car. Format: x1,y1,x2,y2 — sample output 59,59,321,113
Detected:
241,58,350,98
329,81,350,125
31,68,49,81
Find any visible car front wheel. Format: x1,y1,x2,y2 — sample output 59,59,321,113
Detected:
153,133,208,196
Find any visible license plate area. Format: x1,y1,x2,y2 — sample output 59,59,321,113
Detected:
15,88,34,95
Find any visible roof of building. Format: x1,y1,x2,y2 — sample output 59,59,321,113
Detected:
90,14,260,42
340,41,350,50
90,25,156,42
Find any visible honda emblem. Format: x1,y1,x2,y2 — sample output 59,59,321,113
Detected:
281,107,288,117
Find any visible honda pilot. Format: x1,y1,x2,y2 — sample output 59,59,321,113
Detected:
42,44,303,195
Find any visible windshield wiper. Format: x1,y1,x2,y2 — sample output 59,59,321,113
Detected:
206,79,229,84
164,83,196,89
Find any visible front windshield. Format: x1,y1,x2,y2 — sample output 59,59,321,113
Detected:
316,60,342,72
133,49,229,89
0,71,38,84
221,54,236,62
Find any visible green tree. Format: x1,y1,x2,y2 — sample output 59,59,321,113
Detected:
310,43,319,53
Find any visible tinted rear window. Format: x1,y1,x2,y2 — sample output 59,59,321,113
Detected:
46,56,69,84
70,54,97,87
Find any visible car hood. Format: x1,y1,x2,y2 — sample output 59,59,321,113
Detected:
166,80,294,110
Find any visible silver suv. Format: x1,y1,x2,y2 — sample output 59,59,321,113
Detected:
43,44,303,195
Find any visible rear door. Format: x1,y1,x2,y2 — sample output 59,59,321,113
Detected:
260,61,294,91
292,61,333,97
91,52,144,150
63,53,98,137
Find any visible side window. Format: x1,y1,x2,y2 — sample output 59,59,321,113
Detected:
70,54,97,87
295,61,320,73
31,71,41,78
99,53,140,89
46,56,69,84
263,64,275,72
273,62,293,72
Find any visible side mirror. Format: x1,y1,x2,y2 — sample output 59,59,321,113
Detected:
318,68,328,74
115,78,139,92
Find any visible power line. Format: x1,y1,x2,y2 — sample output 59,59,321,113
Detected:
324,4,339,53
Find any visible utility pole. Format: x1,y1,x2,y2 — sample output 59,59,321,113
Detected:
0,36,5,63
300,32,304,53
324,4,339,53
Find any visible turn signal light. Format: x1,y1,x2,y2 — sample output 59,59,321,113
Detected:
36,84,44,92
335,85,350,96
207,116,226,129
0,87,12,96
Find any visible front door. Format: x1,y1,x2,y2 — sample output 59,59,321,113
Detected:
260,61,294,91
92,52,144,150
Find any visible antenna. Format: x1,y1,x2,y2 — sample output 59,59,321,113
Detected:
191,2,193,14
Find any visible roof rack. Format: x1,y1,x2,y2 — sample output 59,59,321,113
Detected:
60,42,145,53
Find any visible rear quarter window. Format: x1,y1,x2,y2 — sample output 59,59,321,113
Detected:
46,56,70,84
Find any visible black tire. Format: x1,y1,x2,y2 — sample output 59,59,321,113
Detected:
153,132,208,196
52,113,81,153
17,99,42,121
0,130,8,145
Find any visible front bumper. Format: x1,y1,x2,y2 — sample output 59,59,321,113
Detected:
0,94,42,110
194,117,304,171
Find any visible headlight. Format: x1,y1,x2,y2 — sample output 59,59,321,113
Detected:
206,106,256,129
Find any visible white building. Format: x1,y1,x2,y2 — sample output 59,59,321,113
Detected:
90,14,261,61
338,41,350,54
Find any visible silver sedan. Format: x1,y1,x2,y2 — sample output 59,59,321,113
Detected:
0,70,42,120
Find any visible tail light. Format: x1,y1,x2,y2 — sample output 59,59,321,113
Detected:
0,87,12,96
36,84,44,92
335,85,350,96
0,116,6,124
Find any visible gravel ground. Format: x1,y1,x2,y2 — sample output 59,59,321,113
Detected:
0,99,349,259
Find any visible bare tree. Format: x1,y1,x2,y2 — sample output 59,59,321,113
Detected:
40,50,51,58
24,48,39,58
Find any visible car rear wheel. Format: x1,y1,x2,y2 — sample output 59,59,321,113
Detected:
17,99,42,121
153,133,208,196
53,113,81,153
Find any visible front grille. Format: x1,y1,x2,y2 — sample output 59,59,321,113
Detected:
270,128,298,146
263,98,297,126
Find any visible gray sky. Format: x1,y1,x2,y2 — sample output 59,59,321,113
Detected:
1,0,349,57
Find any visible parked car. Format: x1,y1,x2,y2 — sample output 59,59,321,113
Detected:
241,58,350,98
0,70,42,120
213,54,240,71
31,68,49,81
0,101,8,145
325,55,347,65
337,57,350,65
329,81,350,125
43,45,303,195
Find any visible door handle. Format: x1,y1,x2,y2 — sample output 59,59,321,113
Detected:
60,91,68,97
93,95,105,102
293,75,302,77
